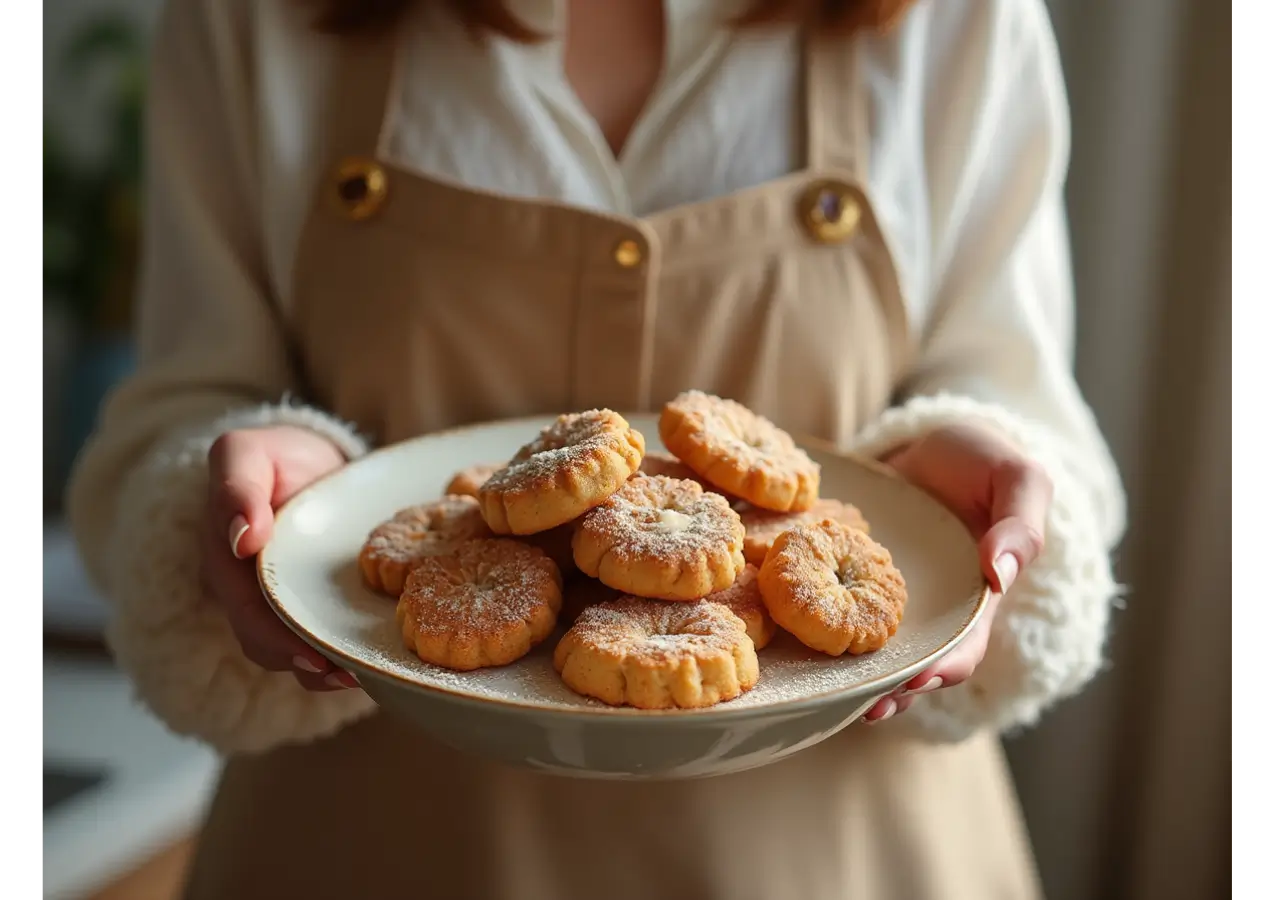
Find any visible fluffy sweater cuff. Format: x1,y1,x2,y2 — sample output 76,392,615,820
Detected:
105,402,377,755
848,393,1121,743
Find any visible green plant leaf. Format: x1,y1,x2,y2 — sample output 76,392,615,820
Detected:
46,14,148,329
62,17,143,79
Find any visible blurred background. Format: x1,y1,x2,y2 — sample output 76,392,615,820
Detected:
42,0,1231,897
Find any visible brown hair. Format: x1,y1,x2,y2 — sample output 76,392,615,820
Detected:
309,0,914,40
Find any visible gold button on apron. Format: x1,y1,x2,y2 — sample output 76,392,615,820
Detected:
333,157,389,221
799,181,861,244
613,239,643,268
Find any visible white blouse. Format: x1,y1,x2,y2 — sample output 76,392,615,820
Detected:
65,0,1127,752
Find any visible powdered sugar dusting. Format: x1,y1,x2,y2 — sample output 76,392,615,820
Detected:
579,476,741,564
637,452,703,484
740,498,868,542
565,597,747,661
670,390,818,478
483,410,638,492
771,522,907,649
399,540,559,637
352,618,926,713
361,496,490,564
704,565,764,617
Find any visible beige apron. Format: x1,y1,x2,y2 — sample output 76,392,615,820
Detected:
183,24,1042,900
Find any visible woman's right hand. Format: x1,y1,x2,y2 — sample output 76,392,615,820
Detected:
202,425,359,691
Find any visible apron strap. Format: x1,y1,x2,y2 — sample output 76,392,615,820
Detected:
804,27,915,392
319,25,404,162
804,32,870,178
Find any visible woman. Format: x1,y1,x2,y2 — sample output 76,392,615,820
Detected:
67,0,1125,897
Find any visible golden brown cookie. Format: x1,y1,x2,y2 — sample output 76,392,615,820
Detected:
659,390,819,513
636,451,701,483
757,520,906,656
520,522,578,579
478,410,645,535
572,475,745,601
738,498,870,567
703,565,777,650
444,462,503,498
554,596,759,709
358,496,491,597
397,539,563,671
559,576,622,624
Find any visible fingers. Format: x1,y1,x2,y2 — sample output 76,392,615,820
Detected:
862,428,1049,726
861,596,999,724
201,520,360,692
201,428,360,693
206,549,360,691
904,605,994,695
293,669,360,692
201,526,334,674
208,431,278,560
980,459,1052,592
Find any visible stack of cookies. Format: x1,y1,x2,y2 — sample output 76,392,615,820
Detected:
356,390,907,710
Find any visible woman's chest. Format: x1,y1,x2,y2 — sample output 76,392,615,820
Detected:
384,12,803,216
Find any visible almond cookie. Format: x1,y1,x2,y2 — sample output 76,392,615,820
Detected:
757,520,906,656
445,462,503,498
478,410,645,535
397,539,562,671
703,565,777,650
554,596,759,709
358,496,492,597
738,498,870,567
659,390,819,513
572,475,745,601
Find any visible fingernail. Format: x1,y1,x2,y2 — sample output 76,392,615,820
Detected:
992,553,1019,593
325,671,359,689
904,675,944,696
866,697,897,724
293,656,323,674
229,515,250,559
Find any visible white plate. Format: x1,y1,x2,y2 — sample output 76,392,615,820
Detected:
259,414,988,780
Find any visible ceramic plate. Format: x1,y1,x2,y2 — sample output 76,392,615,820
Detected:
259,414,988,780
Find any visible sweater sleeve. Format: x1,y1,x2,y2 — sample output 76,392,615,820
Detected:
851,0,1126,742
66,0,375,755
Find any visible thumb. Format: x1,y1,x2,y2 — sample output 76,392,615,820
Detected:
978,460,1051,593
208,431,278,560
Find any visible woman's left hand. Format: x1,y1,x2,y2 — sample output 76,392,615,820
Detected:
861,424,1053,723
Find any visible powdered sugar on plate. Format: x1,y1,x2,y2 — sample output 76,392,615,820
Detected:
339,588,933,715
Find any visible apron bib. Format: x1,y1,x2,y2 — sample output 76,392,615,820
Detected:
184,21,1041,900
287,29,909,447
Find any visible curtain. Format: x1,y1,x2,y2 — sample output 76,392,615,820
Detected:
1008,2,1231,898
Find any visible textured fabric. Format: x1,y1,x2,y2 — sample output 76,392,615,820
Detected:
183,714,1043,900
104,403,376,754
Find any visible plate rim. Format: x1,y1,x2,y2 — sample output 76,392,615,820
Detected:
258,413,992,720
